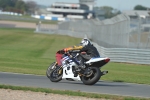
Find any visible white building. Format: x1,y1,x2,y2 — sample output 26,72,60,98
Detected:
47,0,96,19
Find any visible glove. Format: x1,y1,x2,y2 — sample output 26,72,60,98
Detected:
58,49,69,54
63,48,68,53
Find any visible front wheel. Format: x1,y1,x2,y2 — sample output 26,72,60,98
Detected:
49,67,63,82
46,62,57,78
81,67,101,85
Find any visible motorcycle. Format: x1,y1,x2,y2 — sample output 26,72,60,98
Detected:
46,51,110,85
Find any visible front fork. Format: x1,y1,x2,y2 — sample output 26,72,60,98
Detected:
53,62,63,75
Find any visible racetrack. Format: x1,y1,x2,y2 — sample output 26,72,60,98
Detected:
0,72,150,98
0,20,36,29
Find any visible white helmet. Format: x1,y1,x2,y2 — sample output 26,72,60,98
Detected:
80,38,91,46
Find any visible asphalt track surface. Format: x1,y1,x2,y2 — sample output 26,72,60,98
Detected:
0,72,150,98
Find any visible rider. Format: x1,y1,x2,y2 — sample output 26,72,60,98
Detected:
55,38,100,68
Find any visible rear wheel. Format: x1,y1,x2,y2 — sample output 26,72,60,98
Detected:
81,67,101,85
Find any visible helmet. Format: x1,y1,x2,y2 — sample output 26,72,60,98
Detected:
80,38,91,46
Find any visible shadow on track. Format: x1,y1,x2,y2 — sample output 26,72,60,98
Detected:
57,80,129,87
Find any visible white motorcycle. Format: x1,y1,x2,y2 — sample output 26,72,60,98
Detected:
46,51,110,85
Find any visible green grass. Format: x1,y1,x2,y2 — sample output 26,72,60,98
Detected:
0,15,58,24
0,28,150,85
1,19,58,24
2,19,58,24
0,28,81,75
0,84,148,100
101,63,150,84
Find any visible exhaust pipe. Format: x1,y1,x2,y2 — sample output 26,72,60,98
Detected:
101,71,108,76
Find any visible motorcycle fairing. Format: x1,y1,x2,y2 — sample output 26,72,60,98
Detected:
62,65,81,81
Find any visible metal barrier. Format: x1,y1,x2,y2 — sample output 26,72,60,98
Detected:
57,14,150,49
37,14,132,48
93,42,150,65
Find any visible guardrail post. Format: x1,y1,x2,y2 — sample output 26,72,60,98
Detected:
146,31,150,49
36,21,41,32
135,12,142,49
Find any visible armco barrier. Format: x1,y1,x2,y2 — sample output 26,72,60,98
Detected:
93,43,150,65
0,11,22,16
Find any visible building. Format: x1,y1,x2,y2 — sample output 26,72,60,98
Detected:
32,0,105,21
123,10,150,32
46,0,96,19
123,10,150,19
93,7,105,20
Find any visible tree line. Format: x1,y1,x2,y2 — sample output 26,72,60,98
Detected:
96,5,150,18
134,5,150,10
0,0,38,14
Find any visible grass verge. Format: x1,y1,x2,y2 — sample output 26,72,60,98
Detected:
0,15,58,24
0,84,149,100
1,19,58,24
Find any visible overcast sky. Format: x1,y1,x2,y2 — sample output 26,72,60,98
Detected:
23,0,150,11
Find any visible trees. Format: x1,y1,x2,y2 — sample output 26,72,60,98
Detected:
15,0,27,14
0,0,26,13
0,0,38,14
26,1,38,14
134,5,149,10
99,6,121,18
0,0,12,9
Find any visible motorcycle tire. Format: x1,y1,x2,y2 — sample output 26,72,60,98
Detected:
81,67,101,85
46,62,56,78
49,66,63,82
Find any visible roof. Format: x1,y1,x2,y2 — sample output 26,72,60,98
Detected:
52,2,80,8
54,2,80,5
122,10,150,16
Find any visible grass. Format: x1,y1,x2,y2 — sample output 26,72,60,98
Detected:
1,19,58,24
0,84,149,100
0,28,81,74
101,63,150,84
0,15,58,24
0,28,150,85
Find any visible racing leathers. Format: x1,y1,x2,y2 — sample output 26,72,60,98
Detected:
56,43,100,67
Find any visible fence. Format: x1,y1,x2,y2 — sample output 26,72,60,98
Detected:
36,14,131,48
130,17,150,49
93,43,150,65
35,14,150,64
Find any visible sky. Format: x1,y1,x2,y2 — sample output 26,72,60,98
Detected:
23,0,150,11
